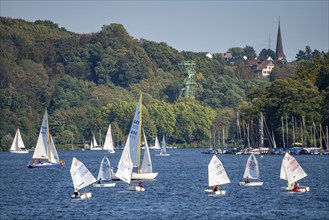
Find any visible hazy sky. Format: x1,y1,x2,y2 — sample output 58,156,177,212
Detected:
1,0,328,61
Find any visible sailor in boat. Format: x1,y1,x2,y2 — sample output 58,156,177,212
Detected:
139,181,143,188
245,176,250,183
74,188,80,198
97,178,103,184
292,182,301,192
213,185,220,192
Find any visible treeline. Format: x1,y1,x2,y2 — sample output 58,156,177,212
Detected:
0,17,328,151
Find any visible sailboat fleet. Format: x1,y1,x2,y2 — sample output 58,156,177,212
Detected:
12,96,315,200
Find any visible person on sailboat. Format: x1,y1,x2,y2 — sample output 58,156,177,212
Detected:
97,178,103,184
74,188,80,198
213,185,220,192
245,176,250,183
292,182,300,191
139,181,143,188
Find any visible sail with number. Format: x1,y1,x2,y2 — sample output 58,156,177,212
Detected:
208,155,230,187
243,153,259,180
70,157,96,190
280,152,307,185
97,156,112,181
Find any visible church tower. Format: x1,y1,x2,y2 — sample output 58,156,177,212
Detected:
276,19,286,61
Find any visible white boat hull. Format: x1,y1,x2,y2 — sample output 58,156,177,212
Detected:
204,189,226,195
93,182,116,187
239,182,263,186
71,192,92,199
156,153,170,156
127,186,145,192
285,186,310,192
112,172,158,180
10,150,29,154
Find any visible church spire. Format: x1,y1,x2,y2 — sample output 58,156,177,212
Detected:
276,18,286,61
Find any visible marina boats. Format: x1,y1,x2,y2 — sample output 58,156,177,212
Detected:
204,155,231,195
239,153,263,186
70,157,97,199
280,152,309,192
157,135,170,156
103,124,115,153
27,109,64,169
9,128,28,154
93,156,116,188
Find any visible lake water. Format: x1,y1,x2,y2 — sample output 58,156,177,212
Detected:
0,148,328,219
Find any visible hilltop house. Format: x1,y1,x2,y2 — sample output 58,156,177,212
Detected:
248,58,275,77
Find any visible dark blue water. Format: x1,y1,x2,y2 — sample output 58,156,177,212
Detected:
0,148,328,219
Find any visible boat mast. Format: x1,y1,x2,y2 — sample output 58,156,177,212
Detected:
46,108,51,163
137,93,142,173
281,117,285,148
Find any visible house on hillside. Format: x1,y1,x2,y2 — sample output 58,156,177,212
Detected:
248,58,275,77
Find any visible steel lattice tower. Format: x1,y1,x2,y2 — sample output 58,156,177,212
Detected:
179,61,196,99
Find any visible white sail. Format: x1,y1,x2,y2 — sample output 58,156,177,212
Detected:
243,153,259,179
140,130,152,173
116,136,133,184
127,95,142,166
161,135,167,154
32,111,50,160
10,128,27,152
49,135,60,163
280,152,307,184
208,155,230,187
97,156,112,180
154,136,161,150
103,124,115,153
70,157,96,190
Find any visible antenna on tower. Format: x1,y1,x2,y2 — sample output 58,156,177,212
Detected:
268,33,271,50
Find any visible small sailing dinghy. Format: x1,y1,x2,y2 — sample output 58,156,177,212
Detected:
93,156,116,187
70,157,97,199
9,128,28,154
239,153,263,186
280,152,309,192
103,124,115,153
116,136,145,192
27,109,64,169
204,155,230,195
152,136,161,150
157,135,170,156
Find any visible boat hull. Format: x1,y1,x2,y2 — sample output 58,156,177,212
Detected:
10,150,29,154
286,186,310,192
112,172,158,180
239,182,263,186
93,182,116,187
156,153,170,156
127,186,145,192
71,192,92,199
27,162,63,169
204,189,226,195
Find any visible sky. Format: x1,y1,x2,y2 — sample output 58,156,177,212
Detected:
0,0,328,61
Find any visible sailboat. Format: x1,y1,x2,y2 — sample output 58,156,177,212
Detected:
280,152,309,192
152,136,161,150
115,94,157,186
204,155,231,195
27,109,64,169
93,156,116,187
103,124,115,153
239,153,263,186
90,133,102,150
70,157,97,199
157,135,170,156
9,128,28,154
